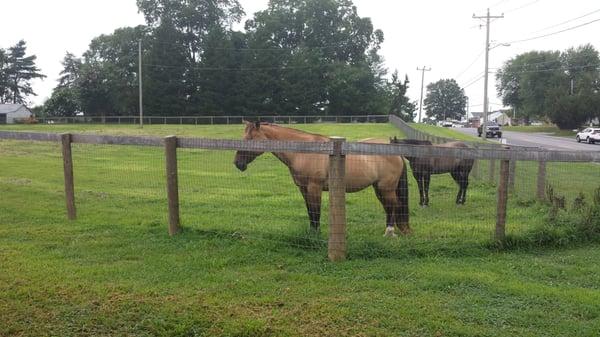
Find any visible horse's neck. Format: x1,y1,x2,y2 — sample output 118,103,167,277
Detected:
262,125,328,167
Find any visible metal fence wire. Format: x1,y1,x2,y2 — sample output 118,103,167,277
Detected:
1,127,600,260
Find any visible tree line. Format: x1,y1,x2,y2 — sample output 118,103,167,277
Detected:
40,0,416,120
496,44,600,129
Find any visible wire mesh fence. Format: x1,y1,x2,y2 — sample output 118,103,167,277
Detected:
1,128,600,261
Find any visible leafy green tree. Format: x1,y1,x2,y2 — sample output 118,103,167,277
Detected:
545,45,600,129
497,46,600,128
44,87,81,117
143,17,189,116
137,0,245,114
424,79,466,121
78,26,149,117
2,40,46,104
386,71,416,121
136,0,244,63
44,52,83,117
496,51,562,123
244,0,386,115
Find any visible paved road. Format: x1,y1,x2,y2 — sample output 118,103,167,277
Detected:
453,127,600,151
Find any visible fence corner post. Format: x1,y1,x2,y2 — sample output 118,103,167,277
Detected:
496,159,510,242
164,135,181,236
328,136,346,262
61,133,76,220
537,160,546,200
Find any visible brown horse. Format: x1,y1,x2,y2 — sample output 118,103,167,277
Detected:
390,137,474,206
234,122,410,237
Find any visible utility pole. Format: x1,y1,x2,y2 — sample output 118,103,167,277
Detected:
473,8,503,134
138,40,144,129
417,66,431,123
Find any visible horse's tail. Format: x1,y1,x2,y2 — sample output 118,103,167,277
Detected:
396,158,409,227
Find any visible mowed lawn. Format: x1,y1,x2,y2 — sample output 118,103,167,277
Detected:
1,123,600,337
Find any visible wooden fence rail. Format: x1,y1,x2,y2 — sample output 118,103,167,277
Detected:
2,130,600,260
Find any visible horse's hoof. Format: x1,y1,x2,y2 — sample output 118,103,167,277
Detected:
399,227,413,235
383,227,398,238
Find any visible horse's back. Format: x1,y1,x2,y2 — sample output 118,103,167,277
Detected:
438,141,469,148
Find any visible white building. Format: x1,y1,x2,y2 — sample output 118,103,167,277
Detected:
0,104,32,124
488,111,511,126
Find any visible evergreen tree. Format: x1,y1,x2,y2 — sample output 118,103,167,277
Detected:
3,40,46,104
0,49,8,103
387,71,416,121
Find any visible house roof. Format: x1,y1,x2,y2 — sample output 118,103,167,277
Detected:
488,111,508,120
0,104,27,114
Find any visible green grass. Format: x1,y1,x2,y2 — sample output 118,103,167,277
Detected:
503,125,577,137
1,123,600,336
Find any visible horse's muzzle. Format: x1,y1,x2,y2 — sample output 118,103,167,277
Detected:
234,161,247,172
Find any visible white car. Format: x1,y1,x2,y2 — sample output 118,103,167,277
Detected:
576,128,600,144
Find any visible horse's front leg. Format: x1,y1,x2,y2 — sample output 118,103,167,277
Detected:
423,173,431,206
300,182,323,232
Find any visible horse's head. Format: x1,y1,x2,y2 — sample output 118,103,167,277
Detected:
234,121,268,171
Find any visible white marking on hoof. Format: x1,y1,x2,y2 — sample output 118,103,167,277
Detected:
383,227,398,238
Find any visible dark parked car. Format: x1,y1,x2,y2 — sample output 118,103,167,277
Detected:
478,122,502,138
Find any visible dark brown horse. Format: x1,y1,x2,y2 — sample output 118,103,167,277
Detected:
390,137,474,206
234,122,410,237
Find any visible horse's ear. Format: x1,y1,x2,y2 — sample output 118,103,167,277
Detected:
254,121,261,129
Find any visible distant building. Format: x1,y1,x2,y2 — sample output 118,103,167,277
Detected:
467,110,511,127
0,104,32,124
488,111,511,125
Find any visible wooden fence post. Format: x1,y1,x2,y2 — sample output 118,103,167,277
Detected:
496,159,510,242
489,159,496,185
537,160,546,200
61,133,76,220
508,160,516,192
328,137,346,262
164,136,181,235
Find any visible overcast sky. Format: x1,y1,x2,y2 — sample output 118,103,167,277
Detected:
1,0,599,114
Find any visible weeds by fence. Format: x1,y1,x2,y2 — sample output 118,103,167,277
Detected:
2,126,599,261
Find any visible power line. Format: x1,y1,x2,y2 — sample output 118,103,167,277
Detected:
462,74,485,89
529,8,600,34
503,17,600,44
148,39,355,51
455,49,486,79
504,0,541,14
143,62,343,72
495,63,600,75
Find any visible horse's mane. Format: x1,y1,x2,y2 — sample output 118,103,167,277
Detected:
390,137,433,146
261,123,329,140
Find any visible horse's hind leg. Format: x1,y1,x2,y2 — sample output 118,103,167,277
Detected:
451,171,463,204
373,185,397,237
423,173,431,206
299,182,323,232
451,171,468,204
460,173,469,204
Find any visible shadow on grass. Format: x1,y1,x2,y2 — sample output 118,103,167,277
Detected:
170,223,600,262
